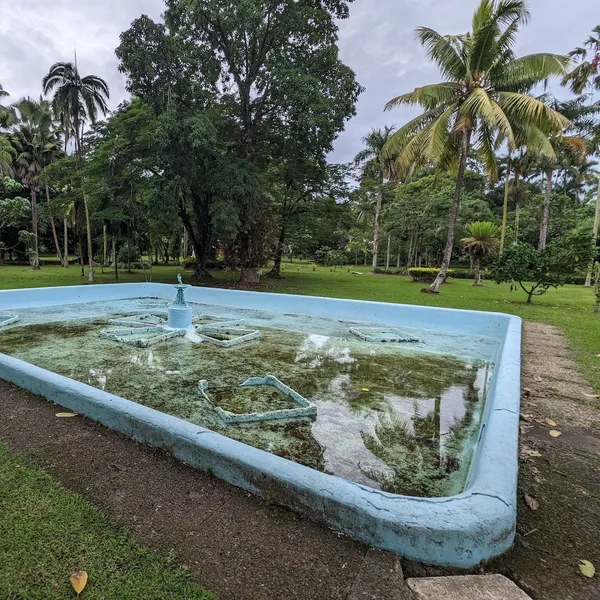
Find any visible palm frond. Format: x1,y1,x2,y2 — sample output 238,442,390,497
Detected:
496,91,569,135
415,28,467,80
385,83,458,111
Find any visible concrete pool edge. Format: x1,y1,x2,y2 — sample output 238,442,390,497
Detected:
0,283,521,568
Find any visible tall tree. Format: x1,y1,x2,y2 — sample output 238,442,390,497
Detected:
118,0,361,283
384,0,568,293
11,98,61,270
354,127,397,274
42,60,110,282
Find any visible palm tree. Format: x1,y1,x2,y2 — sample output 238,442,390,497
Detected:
462,221,499,286
354,126,397,274
0,83,16,174
11,98,61,270
42,60,109,282
562,26,600,94
384,0,569,293
536,97,596,249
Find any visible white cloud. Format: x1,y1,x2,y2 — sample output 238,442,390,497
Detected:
0,0,593,162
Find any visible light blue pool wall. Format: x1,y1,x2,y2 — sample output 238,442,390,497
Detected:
0,283,521,568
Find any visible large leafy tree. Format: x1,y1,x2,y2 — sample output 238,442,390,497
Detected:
354,127,397,274
117,0,361,283
42,60,110,282
11,98,61,270
384,0,569,293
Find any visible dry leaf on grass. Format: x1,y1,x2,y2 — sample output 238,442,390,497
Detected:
524,494,540,511
520,425,534,435
549,430,562,438
56,412,78,418
583,393,599,399
544,418,557,427
70,571,88,596
579,560,596,578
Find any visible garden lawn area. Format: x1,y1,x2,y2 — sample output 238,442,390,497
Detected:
1,259,599,395
0,444,214,599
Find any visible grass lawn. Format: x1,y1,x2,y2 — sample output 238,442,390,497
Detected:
0,259,598,596
0,444,214,599
1,259,597,393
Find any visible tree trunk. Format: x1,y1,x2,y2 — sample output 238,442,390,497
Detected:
473,257,483,286
79,233,85,277
499,156,511,253
113,236,118,280
103,223,108,266
371,187,383,274
240,267,260,284
63,218,70,267
83,194,94,281
385,235,390,272
584,177,600,287
425,128,471,293
46,185,64,267
538,169,553,250
30,188,40,270
396,252,400,268
266,225,286,279
514,170,521,244
183,226,189,259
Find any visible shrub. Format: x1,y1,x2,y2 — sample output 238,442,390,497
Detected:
408,267,454,283
373,267,402,275
117,244,140,265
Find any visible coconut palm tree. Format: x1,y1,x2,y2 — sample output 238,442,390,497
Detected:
11,98,61,270
462,221,499,286
42,60,109,282
536,96,596,249
354,126,397,274
562,26,600,94
384,0,569,293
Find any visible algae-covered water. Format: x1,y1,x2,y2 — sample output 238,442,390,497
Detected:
0,299,498,497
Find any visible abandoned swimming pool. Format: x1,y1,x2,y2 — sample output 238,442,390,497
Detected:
0,283,521,568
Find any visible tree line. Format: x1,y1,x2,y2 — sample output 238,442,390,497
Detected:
0,0,599,299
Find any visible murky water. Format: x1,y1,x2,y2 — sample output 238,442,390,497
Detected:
0,299,498,497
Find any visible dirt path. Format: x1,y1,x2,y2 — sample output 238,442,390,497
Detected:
0,321,598,599
489,322,600,599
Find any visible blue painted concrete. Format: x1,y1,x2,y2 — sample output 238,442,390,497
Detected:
0,283,521,567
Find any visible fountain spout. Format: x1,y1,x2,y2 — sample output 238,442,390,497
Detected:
168,274,193,329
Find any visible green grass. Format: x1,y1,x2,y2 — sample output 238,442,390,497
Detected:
0,444,214,599
1,259,599,393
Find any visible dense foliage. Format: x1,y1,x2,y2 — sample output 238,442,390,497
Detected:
0,0,598,305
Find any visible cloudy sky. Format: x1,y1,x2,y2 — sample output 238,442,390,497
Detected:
0,0,593,163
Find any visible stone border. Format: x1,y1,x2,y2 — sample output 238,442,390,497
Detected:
99,325,185,348
349,326,419,343
196,326,261,347
0,283,521,568
108,314,166,327
136,298,169,309
198,375,317,424
0,314,20,328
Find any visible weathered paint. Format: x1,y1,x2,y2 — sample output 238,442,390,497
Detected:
0,283,521,567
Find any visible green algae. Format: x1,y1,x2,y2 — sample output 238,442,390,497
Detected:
2,316,491,497
209,385,297,414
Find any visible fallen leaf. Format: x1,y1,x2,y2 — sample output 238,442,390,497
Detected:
56,412,78,418
524,494,540,511
525,449,542,457
533,376,543,382
579,560,596,578
520,425,534,435
70,571,88,596
583,393,599,399
544,418,557,427
361,388,369,392
549,430,562,438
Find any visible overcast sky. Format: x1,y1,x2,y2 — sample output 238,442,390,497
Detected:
0,0,593,163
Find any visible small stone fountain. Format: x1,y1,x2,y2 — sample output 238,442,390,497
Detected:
168,273,193,329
